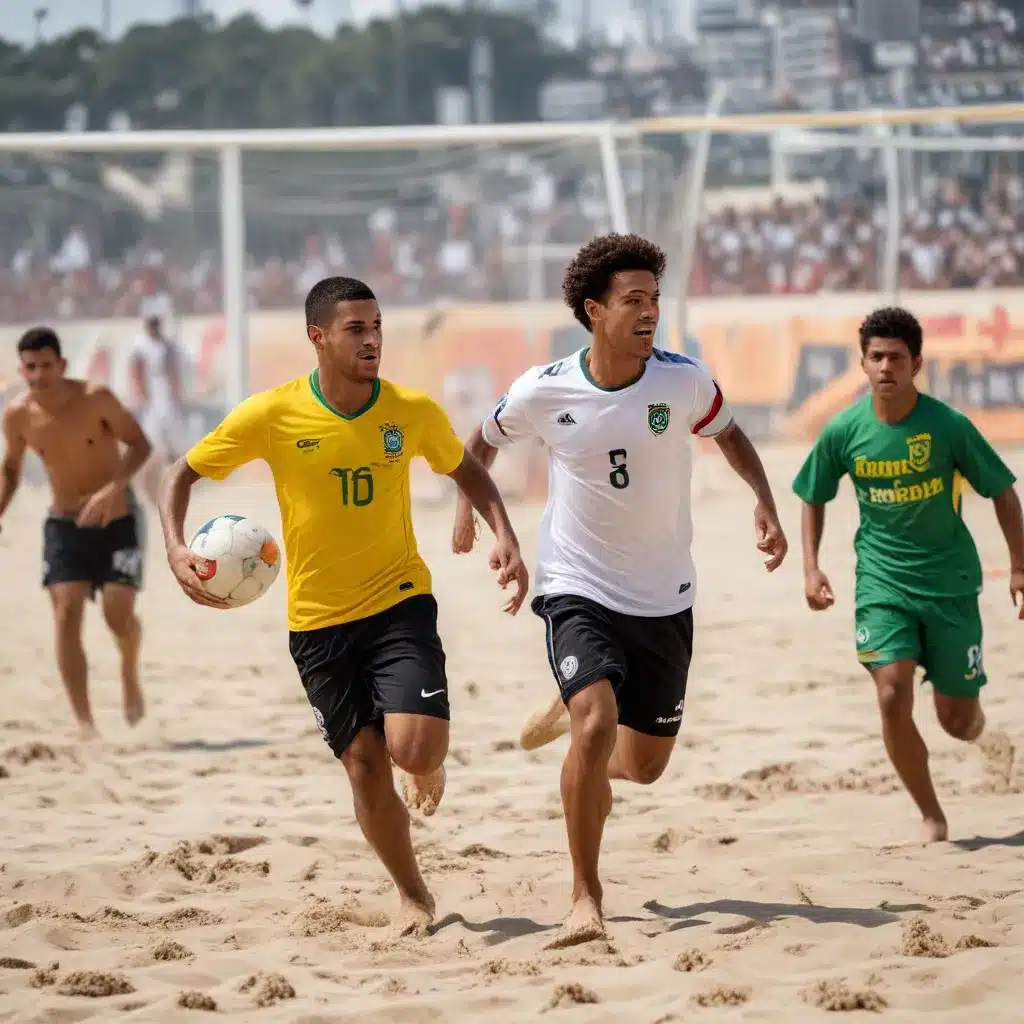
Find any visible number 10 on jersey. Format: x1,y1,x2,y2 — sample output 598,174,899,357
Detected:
608,449,629,489
329,466,374,506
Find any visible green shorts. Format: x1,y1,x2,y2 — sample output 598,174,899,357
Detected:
854,592,985,698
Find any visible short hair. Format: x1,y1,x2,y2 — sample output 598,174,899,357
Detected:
859,307,923,358
304,276,376,328
562,234,667,332
17,327,62,359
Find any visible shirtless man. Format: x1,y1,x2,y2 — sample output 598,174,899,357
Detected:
0,327,152,739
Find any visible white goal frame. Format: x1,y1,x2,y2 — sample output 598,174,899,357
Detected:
1,102,1021,408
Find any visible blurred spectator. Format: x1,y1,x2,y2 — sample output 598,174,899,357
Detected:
691,175,1024,296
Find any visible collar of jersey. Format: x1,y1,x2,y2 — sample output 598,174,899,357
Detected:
579,347,646,392
308,369,381,420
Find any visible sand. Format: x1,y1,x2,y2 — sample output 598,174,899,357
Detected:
1,444,1023,1022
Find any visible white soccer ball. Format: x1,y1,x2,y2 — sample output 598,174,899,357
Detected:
188,515,281,608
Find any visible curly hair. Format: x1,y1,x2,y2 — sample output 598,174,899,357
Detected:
859,306,923,358
562,234,667,332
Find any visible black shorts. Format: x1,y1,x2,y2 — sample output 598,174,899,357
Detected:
42,499,145,597
289,594,449,758
532,593,694,738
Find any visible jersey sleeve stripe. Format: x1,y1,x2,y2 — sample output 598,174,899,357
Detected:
692,383,724,435
492,411,511,439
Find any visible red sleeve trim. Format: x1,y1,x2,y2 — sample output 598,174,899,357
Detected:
691,382,723,435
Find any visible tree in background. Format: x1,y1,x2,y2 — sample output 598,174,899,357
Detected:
0,8,585,132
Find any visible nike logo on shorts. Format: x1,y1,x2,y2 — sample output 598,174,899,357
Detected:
421,688,446,699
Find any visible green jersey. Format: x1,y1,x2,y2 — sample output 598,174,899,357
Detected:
793,393,1016,599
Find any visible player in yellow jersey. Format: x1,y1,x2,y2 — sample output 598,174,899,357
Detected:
157,277,528,935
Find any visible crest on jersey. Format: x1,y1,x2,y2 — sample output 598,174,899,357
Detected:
906,432,931,472
647,402,671,436
380,422,404,462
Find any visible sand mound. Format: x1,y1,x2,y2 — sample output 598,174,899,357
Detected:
29,962,59,988
696,761,901,802
178,990,218,1010
544,982,599,1010
693,986,751,1007
56,970,135,997
0,957,35,969
239,970,295,1007
900,917,950,958
131,840,270,884
295,897,389,935
803,979,888,1012
152,940,193,960
673,949,713,972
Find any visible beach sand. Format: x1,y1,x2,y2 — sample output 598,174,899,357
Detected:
1,445,1022,1022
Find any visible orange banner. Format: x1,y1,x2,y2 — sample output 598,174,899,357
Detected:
2,290,1023,444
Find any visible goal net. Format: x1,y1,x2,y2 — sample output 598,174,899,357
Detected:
0,129,678,500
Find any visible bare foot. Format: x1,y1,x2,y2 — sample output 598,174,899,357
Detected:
393,890,435,938
543,894,606,950
921,816,949,843
401,765,446,817
520,694,569,751
122,685,145,727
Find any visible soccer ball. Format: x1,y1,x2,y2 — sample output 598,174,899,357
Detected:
188,515,281,608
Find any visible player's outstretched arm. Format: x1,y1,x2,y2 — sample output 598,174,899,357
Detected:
714,422,788,571
448,447,529,615
158,457,228,609
992,486,1024,618
800,501,835,611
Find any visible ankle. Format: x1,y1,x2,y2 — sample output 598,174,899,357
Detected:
571,880,603,906
397,881,431,905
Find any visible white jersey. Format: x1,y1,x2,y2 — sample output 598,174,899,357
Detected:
129,333,187,458
481,347,734,617
130,333,182,415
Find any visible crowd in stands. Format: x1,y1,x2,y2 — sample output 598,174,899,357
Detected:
692,175,1024,295
3,169,1024,321
0,155,638,320
921,0,1023,74
2,0,1024,320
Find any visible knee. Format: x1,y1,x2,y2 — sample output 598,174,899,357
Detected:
341,742,385,792
103,605,136,637
875,677,912,720
626,755,670,786
389,737,446,777
386,720,448,777
570,693,618,764
936,705,978,741
53,600,84,633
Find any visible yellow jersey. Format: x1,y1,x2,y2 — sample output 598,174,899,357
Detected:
186,371,465,631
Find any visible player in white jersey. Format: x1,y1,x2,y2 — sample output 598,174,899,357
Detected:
452,234,788,948
129,314,188,503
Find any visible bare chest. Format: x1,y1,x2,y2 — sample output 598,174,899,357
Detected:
23,401,120,479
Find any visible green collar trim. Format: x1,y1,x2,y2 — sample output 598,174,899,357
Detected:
309,369,380,420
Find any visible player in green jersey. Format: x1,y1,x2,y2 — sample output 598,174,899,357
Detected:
793,306,1024,842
